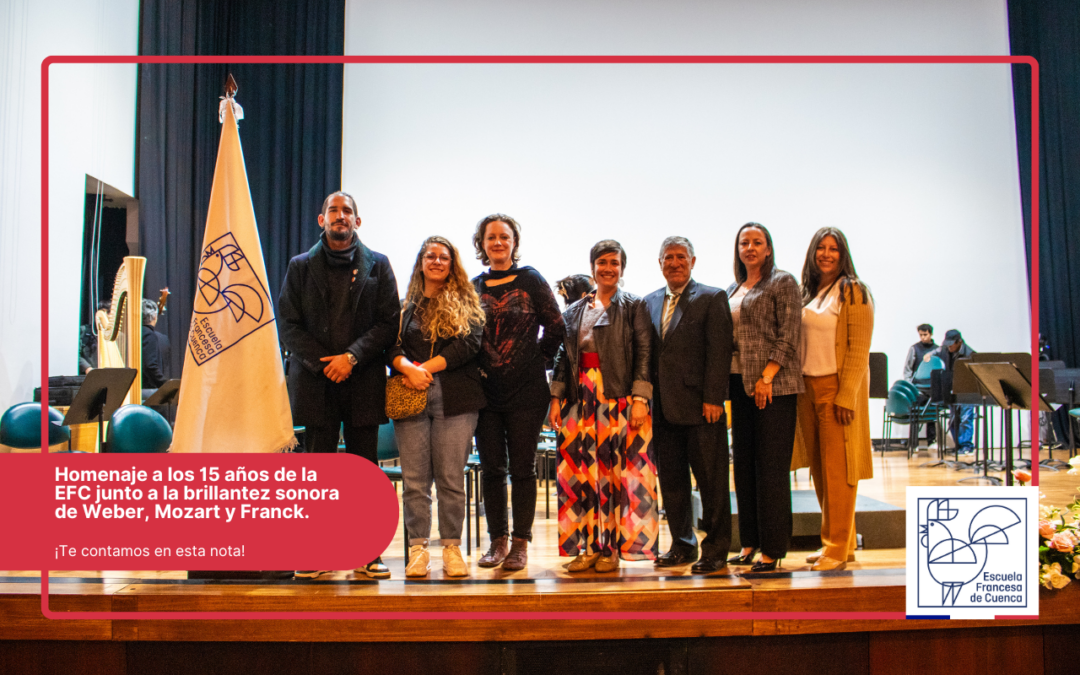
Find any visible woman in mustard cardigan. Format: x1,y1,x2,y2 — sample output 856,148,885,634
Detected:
792,227,874,572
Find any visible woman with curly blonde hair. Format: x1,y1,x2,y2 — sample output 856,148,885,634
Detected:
389,236,486,578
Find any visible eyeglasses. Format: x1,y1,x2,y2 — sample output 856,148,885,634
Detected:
423,254,451,263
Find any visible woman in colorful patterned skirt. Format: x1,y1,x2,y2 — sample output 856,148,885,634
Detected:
548,240,657,573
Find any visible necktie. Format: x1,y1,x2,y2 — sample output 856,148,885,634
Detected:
661,292,680,339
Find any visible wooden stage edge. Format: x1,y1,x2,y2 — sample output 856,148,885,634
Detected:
1,572,1076,643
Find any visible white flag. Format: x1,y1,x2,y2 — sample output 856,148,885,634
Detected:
170,101,295,453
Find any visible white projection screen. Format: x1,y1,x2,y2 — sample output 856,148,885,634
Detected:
341,1,1029,438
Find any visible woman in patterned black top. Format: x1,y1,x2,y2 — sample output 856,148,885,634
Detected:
471,214,565,572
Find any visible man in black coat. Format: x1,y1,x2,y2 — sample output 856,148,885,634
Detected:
645,236,733,573
278,192,400,579
141,298,170,389
279,191,400,458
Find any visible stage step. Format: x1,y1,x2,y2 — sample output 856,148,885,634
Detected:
726,490,904,551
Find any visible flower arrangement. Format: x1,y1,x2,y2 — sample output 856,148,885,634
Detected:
1039,493,1080,590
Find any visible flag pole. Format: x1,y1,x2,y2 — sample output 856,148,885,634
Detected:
170,75,295,453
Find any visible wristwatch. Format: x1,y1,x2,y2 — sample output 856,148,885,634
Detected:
761,374,773,385
345,352,358,366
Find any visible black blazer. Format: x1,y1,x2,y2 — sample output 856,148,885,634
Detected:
278,238,400,428
387,301,486,418
645,279,732,426
141,325,170,389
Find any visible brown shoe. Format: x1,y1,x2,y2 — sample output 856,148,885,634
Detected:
806,550,856,564
478,535,509,568
566,552,601,572
810,555,847,572
501,537,529,571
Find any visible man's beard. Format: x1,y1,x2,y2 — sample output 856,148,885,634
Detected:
327,223,352,242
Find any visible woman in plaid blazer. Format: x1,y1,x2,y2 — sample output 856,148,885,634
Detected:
725,223,803,572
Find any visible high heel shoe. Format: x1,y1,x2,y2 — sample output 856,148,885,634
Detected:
750,558,783,573
726,549,758,566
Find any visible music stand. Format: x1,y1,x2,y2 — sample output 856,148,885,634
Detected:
918,370,950,468
967,362,1050,486
974,353,1035,470
144,379,179,406
868,353,889,453
942,359,985,470
144,378,180,425
61,368,137,453
1039,367,1080,469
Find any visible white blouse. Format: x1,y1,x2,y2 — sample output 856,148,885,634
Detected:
800,283,842,376
729,285,750,374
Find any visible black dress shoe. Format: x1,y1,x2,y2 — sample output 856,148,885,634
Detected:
691,555,726,574
749,558,782,573
655,549,698,567
726,549,758,565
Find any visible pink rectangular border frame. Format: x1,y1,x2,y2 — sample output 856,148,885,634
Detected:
39,54,1040,621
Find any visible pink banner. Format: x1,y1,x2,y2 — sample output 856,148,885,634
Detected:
1,453,398,571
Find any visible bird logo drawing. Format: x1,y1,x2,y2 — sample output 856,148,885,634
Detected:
919,498,1022,606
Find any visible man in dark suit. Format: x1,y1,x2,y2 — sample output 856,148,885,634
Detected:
646,236,733,573
278,191,400,579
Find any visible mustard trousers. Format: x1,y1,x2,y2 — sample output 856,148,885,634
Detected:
799,374,858,561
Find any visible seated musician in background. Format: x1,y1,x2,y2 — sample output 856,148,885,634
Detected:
903,324,936,381
904,323,937,446
931,329,976,455
141,299,170,389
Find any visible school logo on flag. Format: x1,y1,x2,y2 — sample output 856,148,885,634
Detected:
170,97,295,453
189,232,275,365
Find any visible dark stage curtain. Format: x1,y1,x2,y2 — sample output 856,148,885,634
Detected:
137,0,345,381
1009,0,1080,366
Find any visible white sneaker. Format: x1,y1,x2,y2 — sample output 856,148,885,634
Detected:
443,544,469,577
405,545,430,578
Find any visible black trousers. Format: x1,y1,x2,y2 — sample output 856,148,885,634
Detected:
305,421,380,565
729,374,798,560
654,416,731,559
306,424,379,465
474,402,548,542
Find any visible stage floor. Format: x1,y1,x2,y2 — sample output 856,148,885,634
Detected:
9,447,1075,580
2,448,1076,642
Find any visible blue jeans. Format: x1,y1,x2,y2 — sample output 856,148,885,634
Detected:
950,404,976,451
394,375,478,546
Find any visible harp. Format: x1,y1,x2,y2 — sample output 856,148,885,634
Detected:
94,256,146,406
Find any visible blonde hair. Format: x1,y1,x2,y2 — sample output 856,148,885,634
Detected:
405,236,486,339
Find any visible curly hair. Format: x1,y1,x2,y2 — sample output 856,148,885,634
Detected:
405,236,486,339
472,214,522,267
